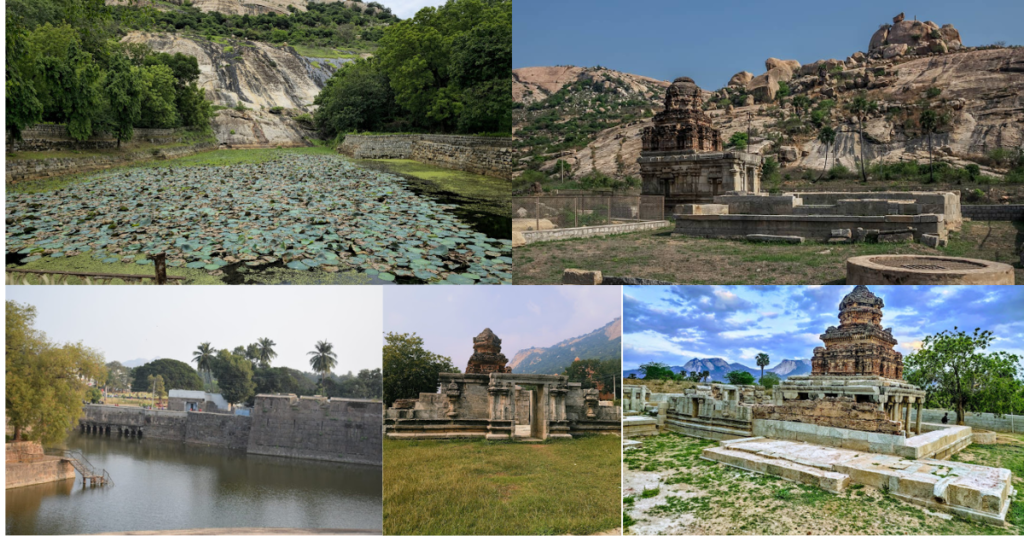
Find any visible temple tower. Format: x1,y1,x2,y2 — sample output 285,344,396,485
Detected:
812,285,904,379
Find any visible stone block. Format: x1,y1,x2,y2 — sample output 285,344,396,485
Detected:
561,269,603,285
877,232,913,243
675,204,729,215
831,228,853,239
746,234,805,244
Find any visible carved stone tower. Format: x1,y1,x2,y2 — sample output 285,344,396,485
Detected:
465,328,510,374
642,77,723,153
812,285,905,379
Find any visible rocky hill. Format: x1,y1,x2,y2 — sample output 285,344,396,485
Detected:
508,317,622,375
108,0,388,16
624,358,811,382
515,14,1024,187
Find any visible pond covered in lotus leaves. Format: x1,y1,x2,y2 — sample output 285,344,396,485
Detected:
5,154,512,284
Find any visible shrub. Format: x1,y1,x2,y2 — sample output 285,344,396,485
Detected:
269,106,284,114
828,163,851,180
776,81,790,99
926,87,942,98
293,113,314,124
759,372,781,390
1007,168,1024,184
233,102,249,112
965,164,981,178
726,371,756,385
930,29,942,39
728,131,748,149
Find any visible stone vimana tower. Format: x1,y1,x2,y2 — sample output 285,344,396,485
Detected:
812,285,904,379
642,77,723,153
465,328,510,374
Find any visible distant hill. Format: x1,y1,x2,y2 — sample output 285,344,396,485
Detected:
509,317,622,375
624,358,812,382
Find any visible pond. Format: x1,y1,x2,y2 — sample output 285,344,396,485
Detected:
5,434,382,535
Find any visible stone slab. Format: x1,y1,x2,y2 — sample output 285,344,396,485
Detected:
746,234,805,244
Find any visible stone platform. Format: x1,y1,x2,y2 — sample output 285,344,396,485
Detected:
703,437,1014,525
623,416,658,438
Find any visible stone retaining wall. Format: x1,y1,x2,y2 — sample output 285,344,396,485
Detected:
961,205,1024,221
5,442,76,489
184,411,252,450
7,125,184,152
674,214,945,242
911,408,1024,433
520,220,672,245
752,398,903,434
247,395,382,466
338,134,514,180
6,143,217,183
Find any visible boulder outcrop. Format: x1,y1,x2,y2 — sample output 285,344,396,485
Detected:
728,71,753,87
868,15,962,56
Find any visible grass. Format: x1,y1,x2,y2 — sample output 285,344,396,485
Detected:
383,435,620,535
513,220,1024,284
624,432,1024,535
289,43,370,59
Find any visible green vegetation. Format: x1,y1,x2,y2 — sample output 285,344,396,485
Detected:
209,349,255,404
384,435,621,535
564,358,621,397
725,370,756,385
132,359,203,392
755,352,771,379
308,340,339,389
727,131,748,149
382,332,459,407
6,300,107,444
905,327,1023,425
5,0,212,142
759,372,781,389
926,87,943,98
315,0,510,137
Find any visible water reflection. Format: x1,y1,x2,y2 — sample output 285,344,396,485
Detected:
6,433,382,535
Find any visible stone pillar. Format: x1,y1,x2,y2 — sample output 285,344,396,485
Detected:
915,400,923,435
486,379,512,440
903,401,911,435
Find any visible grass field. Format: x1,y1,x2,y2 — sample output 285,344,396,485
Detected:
513,220,1024,285
623,432,1024,535
383,435,622,535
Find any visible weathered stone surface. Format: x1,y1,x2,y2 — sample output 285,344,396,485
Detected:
465,328,511,374
728,71,753,87
765,58,801,74
814,286,905,379
247,395,381,465
753,397,903,434
642,77,722,152
893,12,905,24
747,69,783,101
675,204,729,216
877,231,914,243
5,443,75,489
882,43,909,59
779,146,799,162
338,134,514,180
561,268,603,285
746,234,805,244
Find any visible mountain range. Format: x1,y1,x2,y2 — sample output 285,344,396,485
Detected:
624,357,811,382
509,317,622,375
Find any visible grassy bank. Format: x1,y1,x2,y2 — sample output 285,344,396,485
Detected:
624,432,1024,535
383,435,621,535
513,220,1024,285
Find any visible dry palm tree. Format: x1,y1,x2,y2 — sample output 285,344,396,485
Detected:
756,352,771,379
192,342,216,386
919,109,938,183
308,340,338,387
846,92,878,182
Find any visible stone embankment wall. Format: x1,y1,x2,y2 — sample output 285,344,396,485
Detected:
80,395,382,466
247,395,382,466
6,143,217,184
752,398,903,434
5,442,76,489
911,408,1024,433
961,205,1024,221
6,125,185,152
519,220,671,245
338,134,514,180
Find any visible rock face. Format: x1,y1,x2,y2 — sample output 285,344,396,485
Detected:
465,328,510,374
728,71,753,87
869,15,962,56
110,0,376,16
747,69,783,102
512,65,669,106
765,58,801,73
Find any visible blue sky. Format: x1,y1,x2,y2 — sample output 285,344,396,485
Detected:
384,287,621,370
390,0,448,19
512,0,1024,89
623,286,1024,372
5,287,383,374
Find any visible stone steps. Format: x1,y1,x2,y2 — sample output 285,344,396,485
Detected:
701,437,1014,526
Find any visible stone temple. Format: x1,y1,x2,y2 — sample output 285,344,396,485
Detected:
385,329,620,441
624,286,1014,525
639,77,762,213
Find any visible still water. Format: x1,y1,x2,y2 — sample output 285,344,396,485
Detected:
6,433,382,535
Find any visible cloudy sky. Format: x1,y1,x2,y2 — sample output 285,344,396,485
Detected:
390,0,448,19
6,287,382,375
384,286,621,370
624,286,1024,372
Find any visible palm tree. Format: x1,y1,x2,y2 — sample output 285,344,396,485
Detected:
920,109,938,184
755,352,771,379
846,92,878,182
701,370,710,383
256,338,277,369
192,342,216,386
816,126,837,182
308,340,338,387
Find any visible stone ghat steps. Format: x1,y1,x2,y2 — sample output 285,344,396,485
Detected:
702,437,1014,526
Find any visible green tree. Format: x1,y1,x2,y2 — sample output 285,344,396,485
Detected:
308,340,339,387
132,359,203,392
728,131,748,149
759,372,781,390
148,374,167,405
846,91,877,182
192,342,216,385
5,16,43,140
139,63,179,128
104,52,145,147
725,370,756,385
209,350,255,405
6,300,107,445
755,352,770,379
357,368,383,399
28,23,104,141
256,337,278,368
176,82,213,129
816,125,837,182
105,360,132,392
244,343,260,366
86,386,103,404
919,109,938,183
791,95,812,117
313,58,395,138
905,327,1022,425
382,332,459,407
564,358,602,390
639,362,676,381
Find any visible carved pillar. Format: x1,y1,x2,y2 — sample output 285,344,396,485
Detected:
903,400,911,434
444,380,461,419
486,379,511,440
583,389,600,419
915,400,923,435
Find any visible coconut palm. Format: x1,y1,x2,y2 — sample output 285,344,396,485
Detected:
816,126,837,182
192,342,216,386
846,92,878,182
256,338,277,369
308,340,338,386
756,352,771,379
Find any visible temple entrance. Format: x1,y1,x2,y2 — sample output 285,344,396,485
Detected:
514,388,535,439
512,383,548,442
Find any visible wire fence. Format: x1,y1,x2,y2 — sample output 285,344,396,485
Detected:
512,195,664,230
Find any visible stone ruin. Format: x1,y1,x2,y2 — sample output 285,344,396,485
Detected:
385,329,620,441
672,190,961,247
625,285,1015,525
639,77,763,214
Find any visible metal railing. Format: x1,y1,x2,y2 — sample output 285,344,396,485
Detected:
513,195,664,230
59,449,113,486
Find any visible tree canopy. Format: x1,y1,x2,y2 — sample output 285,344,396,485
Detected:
132,358,204,392
638,362,676,381
6,300,107,445
564,358,621,397
725,370,756,386
383,332,459,407
209,349,255,405
905,327,1023,425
